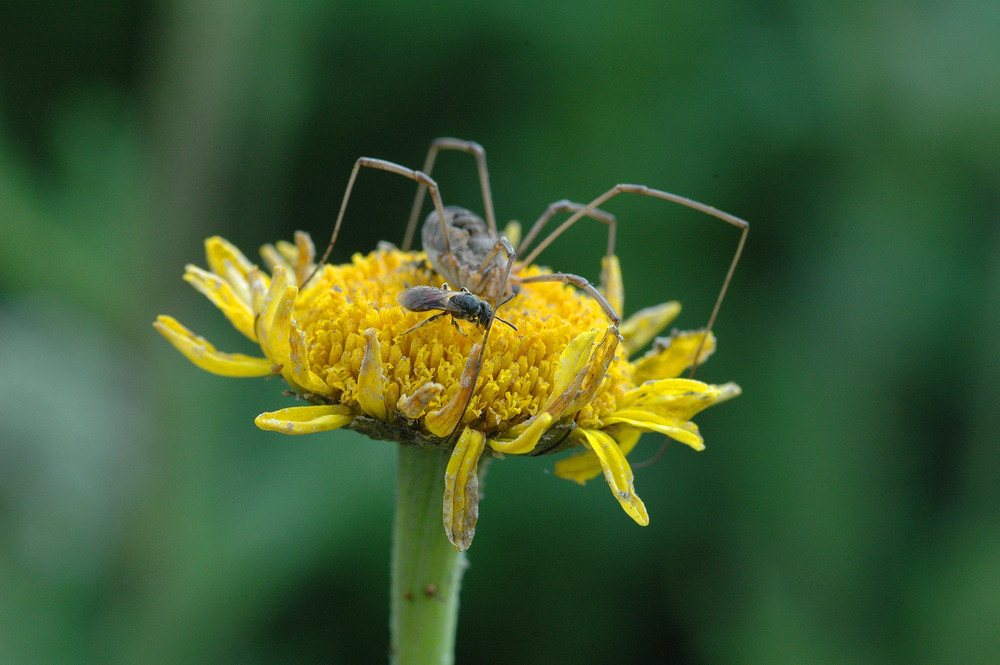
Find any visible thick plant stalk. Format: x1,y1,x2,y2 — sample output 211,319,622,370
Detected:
390,444,468,664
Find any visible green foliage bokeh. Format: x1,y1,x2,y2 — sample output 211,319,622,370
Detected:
2,1,998,663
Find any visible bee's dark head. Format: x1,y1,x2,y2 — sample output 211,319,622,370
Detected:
472,300,493,327
447,291,491,327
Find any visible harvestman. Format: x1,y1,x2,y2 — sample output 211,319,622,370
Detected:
305,138,749,438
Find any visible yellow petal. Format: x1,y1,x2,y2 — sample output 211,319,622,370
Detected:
609,378,722,445
204,236,259,302
292,230,316,286
602,412,705,450
255,405,354,434
442,427,486,550
632,329,715,381
183,265,257,340
397,382,444,419
268,281,298,372
714,381,743,404
554,425,642,484
618,377,716,409
599,254,624,317
553,449,603,485
288,325,329,394
571,326,621,413
489,412,553,454
619,302,682,356
615,426,643,456
358,329,388,420
255,267,300,378
425,343,482,438
206,235,254,275
575,428,648,526
501,220,521,249
248,267,268,318
255,265,290,353
547,331,598,403
543,326,620,420
153,315,273,377
259,243,290,275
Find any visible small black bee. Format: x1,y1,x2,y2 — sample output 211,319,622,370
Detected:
398,284,517,335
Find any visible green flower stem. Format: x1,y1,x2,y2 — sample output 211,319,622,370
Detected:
391,444,467,665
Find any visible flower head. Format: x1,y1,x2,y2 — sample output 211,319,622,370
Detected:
155,232,739,549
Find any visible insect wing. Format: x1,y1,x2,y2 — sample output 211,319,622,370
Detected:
398,286,463,314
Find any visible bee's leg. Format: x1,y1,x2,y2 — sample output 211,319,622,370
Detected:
401,311,449,336
405,138,497,250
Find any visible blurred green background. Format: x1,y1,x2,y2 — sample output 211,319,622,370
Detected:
2,1,998,663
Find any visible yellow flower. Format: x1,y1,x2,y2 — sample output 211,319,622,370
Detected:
155,232,740,549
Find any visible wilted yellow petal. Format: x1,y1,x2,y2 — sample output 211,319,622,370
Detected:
544,326,620,419
256,265,290,353
632,329,715,381
247,267,268,318
714,382,743,404
153,316,273,377
599,254,624,317
255,405,354,434
397,382,444,419
553,449,602,485
619,302,682,356
575,428,648,525
602,412,705,450
425,344,482,438
183,265,257,340
501,220,521,249
259,243,290,275
267,282,298,374
607,376,721,450
618,377,716,409
554,426,641,484
204,236,259,302
442,427,486,550
205,236,254,275
490,412,553,454
292,231,315,286
570,326,621,414
288,325,329,394
547,331,598,403
358,329,388,420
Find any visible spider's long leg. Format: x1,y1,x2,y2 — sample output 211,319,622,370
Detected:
404,137,496,251
519,184,748,377
517,272,621,326
517,199,617,261
305,157,451,288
